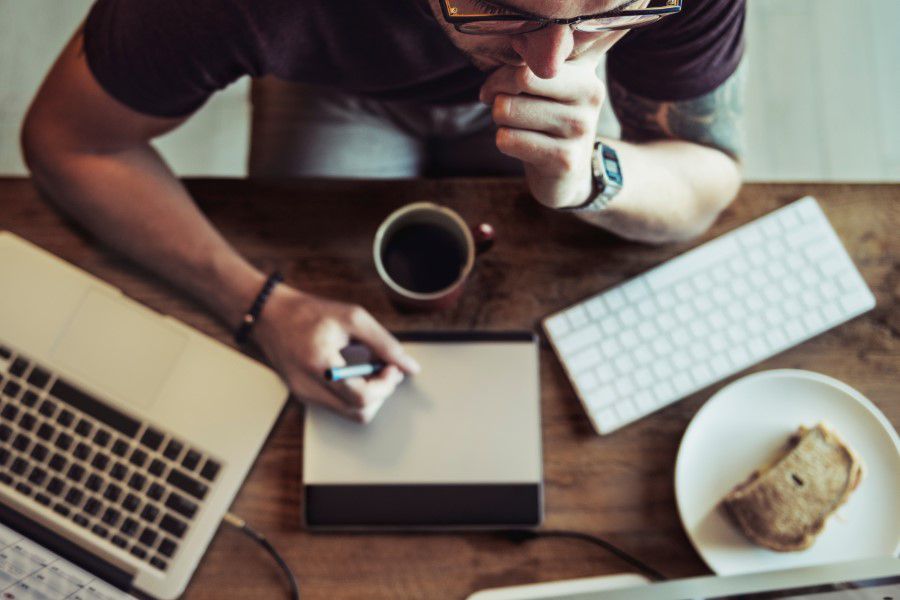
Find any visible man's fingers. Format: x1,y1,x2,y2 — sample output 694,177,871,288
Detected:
480,64,600,105
330,365,404,409
344,307,420,374
492,94,593,139
289,371,365,422
495,127,585,176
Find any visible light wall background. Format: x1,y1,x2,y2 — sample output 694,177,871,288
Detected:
1,0,898,182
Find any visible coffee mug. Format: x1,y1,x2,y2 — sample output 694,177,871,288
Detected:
373,202,494,311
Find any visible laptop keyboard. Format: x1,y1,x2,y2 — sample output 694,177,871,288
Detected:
0,344,222,572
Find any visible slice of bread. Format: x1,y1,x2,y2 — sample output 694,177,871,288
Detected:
721,423,863,552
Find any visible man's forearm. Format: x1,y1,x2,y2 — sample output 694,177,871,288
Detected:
24,142,266,330
573,137,741,244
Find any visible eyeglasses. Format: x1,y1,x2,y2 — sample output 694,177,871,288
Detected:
439,0,682,36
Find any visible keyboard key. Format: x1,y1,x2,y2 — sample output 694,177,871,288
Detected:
111,535,127,549
92,524,109,538
0,447,8,465
139,528,158,548
111,439,129,457
102,508,121,526
128,473,147,492
166,469,209,500
56,408,75,427
130,546,147,560
55,432,73,451
75,418,93,437
140,428,164,451
0,346,10,360
36,423,55,441
165,492,198,519
123,493,140,512
49,378,140,437
21,391,38,407
150,556,168,571
182,449,201,471
91,453,110,471
158,538,177,558
11,457,28,475
1,403,19,420
121,517,139,537
53,503,71,517
104,484,122,503
159,514,187,538
2,381,20,398
74,442,91,461
28,467,47,486
19,412,36,432
85,497,103,516
31,442,49,461
65,488,84,506
15,482,32,496
148,459,166,477
110,462,128,481
163,439,183,461
13,432,30,451
35,493,51,506
129,448,148,468
46,477,65,496
39,399,56,417
0,424,11,442
66,464,85,483
147,483,165,501
27,367,50,390
0,473,11,485
93,429,111,447
73,514,90,528
141,504,160,523
86,474,104,492
10,358,29,377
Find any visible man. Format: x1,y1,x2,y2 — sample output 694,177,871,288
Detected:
20,0,744,422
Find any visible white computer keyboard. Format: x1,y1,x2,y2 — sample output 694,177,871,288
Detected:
543,197,876,435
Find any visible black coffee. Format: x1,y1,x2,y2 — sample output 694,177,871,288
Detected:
382,223,467,293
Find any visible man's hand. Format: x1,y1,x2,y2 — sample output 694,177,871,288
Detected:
480,47,606,209
252,285,420,423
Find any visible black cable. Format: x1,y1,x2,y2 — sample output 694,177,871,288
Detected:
503,529,667,582
224,513,300,600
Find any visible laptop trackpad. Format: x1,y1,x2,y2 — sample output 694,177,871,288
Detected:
51,289,187,410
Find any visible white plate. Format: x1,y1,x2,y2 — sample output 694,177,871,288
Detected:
675,369,900,576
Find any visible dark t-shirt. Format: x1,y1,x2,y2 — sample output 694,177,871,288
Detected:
82,0,744,119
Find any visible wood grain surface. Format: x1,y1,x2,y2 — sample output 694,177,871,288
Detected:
1,178,897,599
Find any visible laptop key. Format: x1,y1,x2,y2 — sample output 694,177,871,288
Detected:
15,482,32,496
85,497,103,516
35,493,51,506
36,423,55,441
121,517,139,537
12,433,30,451
140,428,164,451
159,514,187,538
167,469,208,500
28,467,47,486
0,447,9,464
50,379,140,438
65,488,84,506
39,400,56,417
30,443,48,462
10,358,29,377
104,484,122,502
2,381,20,398
0,424,11,441
73,514,90,528
1,403,19,420
140,504,160,523
129,448,147,468
21,391,38,408
19,413,36,432
110,462,128,481
158,538,177,557
102,507,120,526
91,453,110,471
74,442,91,461
163,439,183,461
0,346,10,359
181,449,201,471
85,474,104,492
111,535,127,549
148,459,165,477
111,439,129,457
130,545,147,559
0,473,11,485
90,430,110,449
150,556,167,571
11,457,28,475
147,482,165,501
91,524,109,538
66,464,85,483
53,503,70,517
75,419,92,437
128,473,146,492
57,409,75,427
54,432,73,451
123,493,140,512
46,477,65,496
200,460,220,482
27,367,50,390
165,492,197,520
139,528,158,548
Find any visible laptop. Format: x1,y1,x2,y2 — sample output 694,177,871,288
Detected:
467,556,900,599
0,232,288,598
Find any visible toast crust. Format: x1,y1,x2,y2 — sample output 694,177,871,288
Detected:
721,423,863,552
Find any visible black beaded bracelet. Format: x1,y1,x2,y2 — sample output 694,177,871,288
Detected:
234,271,284,346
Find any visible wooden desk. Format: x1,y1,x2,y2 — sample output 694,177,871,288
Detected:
1,179,897,599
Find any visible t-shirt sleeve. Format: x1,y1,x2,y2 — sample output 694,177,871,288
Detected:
607,0,745,102
83,0,264,118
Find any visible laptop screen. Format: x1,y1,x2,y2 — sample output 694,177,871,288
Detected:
708,577,900,599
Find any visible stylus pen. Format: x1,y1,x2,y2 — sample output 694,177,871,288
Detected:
325,361,386,382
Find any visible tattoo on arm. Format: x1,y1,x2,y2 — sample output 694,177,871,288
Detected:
608,63,745,160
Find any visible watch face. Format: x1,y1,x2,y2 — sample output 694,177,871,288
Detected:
601,146,623,186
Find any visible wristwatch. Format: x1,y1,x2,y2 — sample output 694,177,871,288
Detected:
565,141,623,212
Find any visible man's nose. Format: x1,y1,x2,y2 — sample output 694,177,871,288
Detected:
511,25,574,79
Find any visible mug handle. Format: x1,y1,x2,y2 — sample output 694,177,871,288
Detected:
472,223,495,255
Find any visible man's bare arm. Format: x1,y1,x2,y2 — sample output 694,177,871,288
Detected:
574,66,745,243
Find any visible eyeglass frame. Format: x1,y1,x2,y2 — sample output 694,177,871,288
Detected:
438,0,682,35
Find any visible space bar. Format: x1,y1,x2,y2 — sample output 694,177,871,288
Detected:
49,378,141,438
